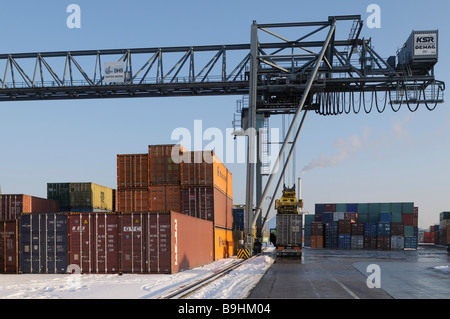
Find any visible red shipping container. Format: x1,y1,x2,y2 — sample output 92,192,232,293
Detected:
402,214,414,226
338,219,352,234
0,220,18,273
0,194,59,220
351,222,364,235
180,186,232,229
391,222,404,236
118,189,149,212
364,236,377,249
117,154,149,189
181,187,214,220
119,211,214,274
325,204,336,212
68,213,120,273
311,222,324,235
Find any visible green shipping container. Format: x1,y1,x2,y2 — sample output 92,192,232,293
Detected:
304,215,315,225
47,182,114,211
357,214,368,223
47,183,70,209
391,212,402,223
440,211,450,221
336,203,347,212
357,203,368,214
380,203,391,212
369,203,379,214
391,203,402,214
402,202,414,214
404,225,415,237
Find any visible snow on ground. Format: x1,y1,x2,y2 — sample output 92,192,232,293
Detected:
434,265,450,273
0,247,275,299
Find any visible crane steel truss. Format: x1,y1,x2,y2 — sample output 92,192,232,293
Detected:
0,15,444,251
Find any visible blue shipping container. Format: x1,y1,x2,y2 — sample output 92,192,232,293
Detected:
321,212,334,223
377,222,391,236
324,221,338,248
364,222,378,237
315,204,326,214
232,209,245,231
338,234,351,249
346,203,358,213
380,212,392,222
404,236,417,249
19,213,68,274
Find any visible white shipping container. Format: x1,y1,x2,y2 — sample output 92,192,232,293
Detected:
391,236,405,250
333,212,345,221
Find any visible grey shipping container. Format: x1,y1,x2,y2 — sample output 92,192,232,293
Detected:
351,235,364,249
276,214,302,247
19,213,68,274
391,236,405,250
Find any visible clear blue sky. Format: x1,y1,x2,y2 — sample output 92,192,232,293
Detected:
0,0,449,230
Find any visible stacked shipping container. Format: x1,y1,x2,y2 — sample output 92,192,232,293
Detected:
117,144,234,261
0,194,60,273
305,202,419,250
439,212,450,246
1,211,214,274
47,183,114,212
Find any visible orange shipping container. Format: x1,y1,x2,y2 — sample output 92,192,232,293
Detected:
118,189,149,212
149,185,182,212
180,150,232,198
310,235,323,249
117,154,149,189
148,144,187,185
214,226,234,260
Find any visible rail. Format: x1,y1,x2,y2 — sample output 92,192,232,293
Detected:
159,254,260,299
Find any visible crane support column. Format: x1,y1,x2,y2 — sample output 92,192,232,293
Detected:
244,21,259,250
250,17,337,233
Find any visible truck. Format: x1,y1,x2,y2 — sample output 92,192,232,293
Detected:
272,185,303,258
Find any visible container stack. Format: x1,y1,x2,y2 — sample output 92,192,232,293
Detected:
47,182,114,213
440,211,450,246
0,194,60,274
117,144,234,262
304,202,419,251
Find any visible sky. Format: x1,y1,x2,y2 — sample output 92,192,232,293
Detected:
0,0,449,230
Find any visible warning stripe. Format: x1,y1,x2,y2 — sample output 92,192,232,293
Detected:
237,249,251,259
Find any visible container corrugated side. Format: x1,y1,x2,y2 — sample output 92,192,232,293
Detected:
68,213,120,274
118,189,149,212
118,211,214,274
117,154,149,189
276,214,302,247
0,194,59,220
214,226,234,261
179,150,232,198
19,213,68,274
148,144,186,185
0,220,18,273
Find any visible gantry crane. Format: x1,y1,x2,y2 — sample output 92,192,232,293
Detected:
0,15,444,255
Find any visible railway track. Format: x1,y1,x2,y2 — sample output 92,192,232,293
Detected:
159,254,260,299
